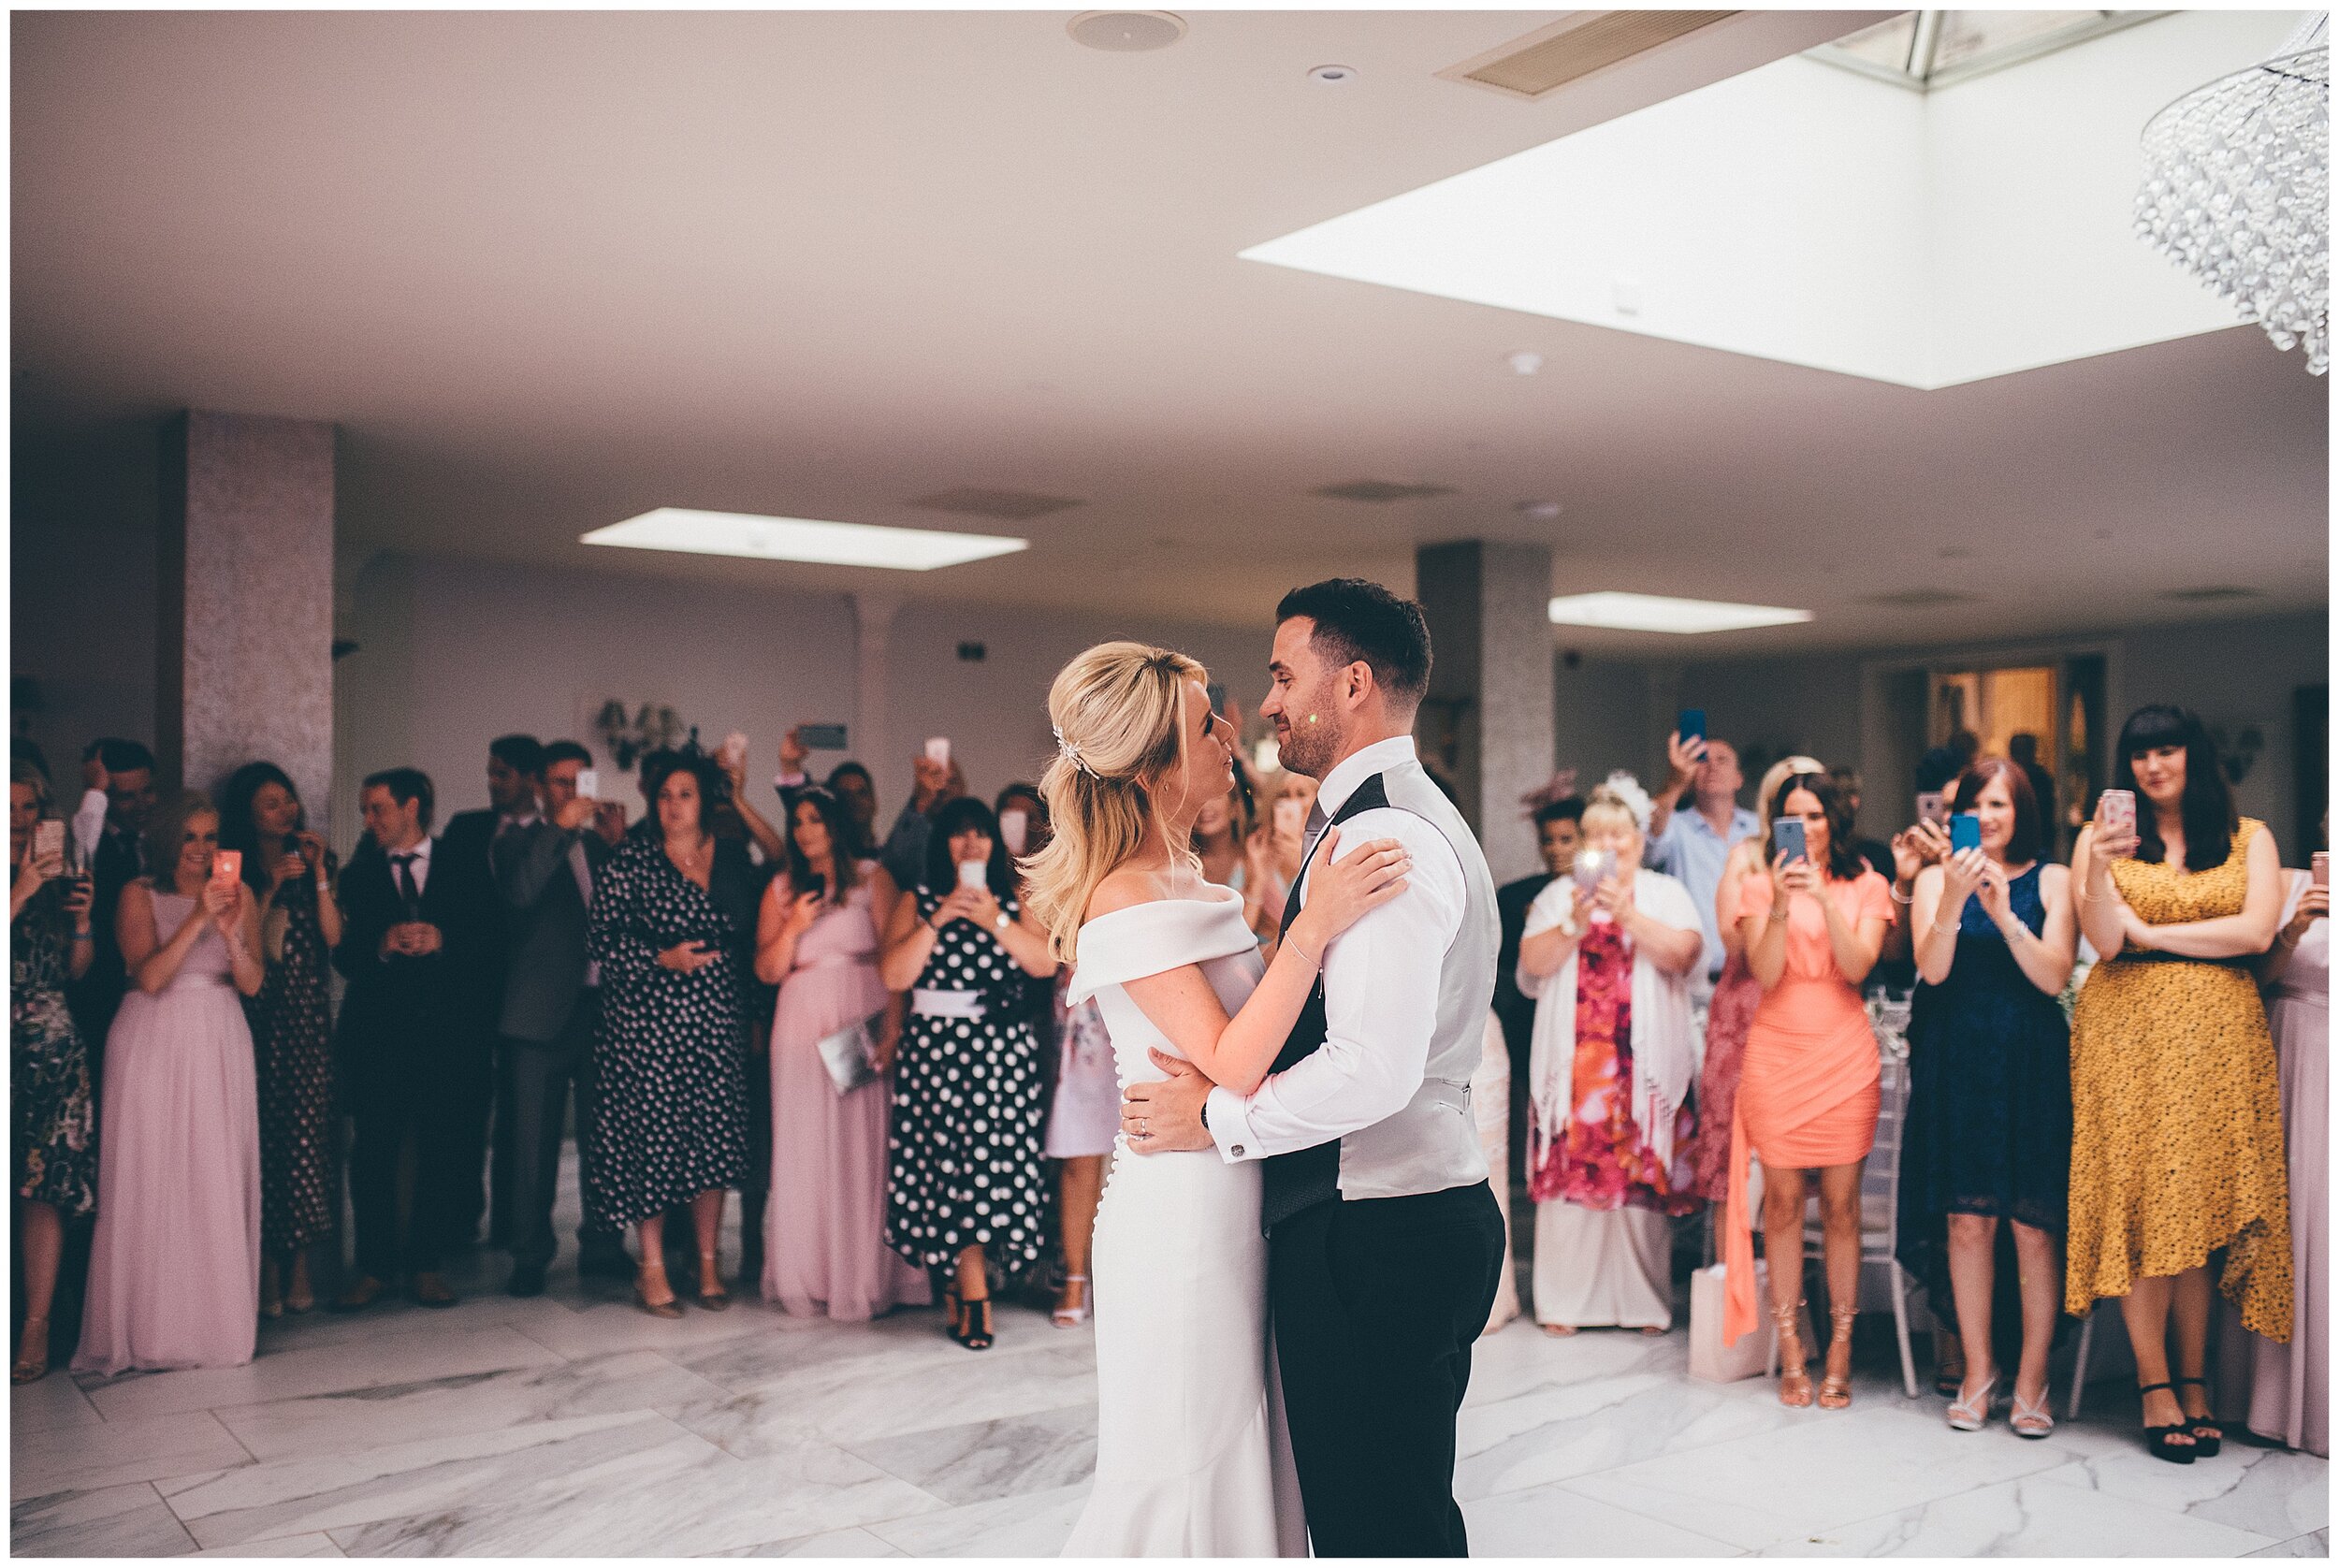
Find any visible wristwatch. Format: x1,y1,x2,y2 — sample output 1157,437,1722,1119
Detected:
994,910,1011,936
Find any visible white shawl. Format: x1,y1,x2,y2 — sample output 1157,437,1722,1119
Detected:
1518,869,1701,1178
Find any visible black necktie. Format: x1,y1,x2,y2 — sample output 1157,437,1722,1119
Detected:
1278,804,1331,938
390,852,420,914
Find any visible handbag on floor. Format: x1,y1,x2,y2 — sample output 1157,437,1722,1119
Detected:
1689,1259,1775,1382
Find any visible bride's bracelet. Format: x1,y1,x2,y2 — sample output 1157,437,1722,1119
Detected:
1283,932,1321,968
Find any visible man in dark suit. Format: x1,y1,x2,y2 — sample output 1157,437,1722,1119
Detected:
436,735,538,1247
333,769,501,1309
494,740,631,1294
1495,796,1583,1187
65,738,159,1056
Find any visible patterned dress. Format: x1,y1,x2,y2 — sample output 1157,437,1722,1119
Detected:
1530,920,1698,1215
13,883,96,1215
585,835,754,1230
2066,819,2292,1340
886,886,1049,1275
247,885,337,1252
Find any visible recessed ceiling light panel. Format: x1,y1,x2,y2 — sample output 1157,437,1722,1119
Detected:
1068,11,1186,51
582,509,1027,572
1547,591,1812,633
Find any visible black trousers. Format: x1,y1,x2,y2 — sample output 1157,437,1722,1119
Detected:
501,992,617,1270
347,1052,487,1280
1269,1181,1504,1559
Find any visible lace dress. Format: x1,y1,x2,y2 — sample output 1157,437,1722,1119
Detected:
12,883,96,1216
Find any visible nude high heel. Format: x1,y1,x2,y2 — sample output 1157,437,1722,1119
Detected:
1774,1299,1813,1408
1818,1305,1857,1410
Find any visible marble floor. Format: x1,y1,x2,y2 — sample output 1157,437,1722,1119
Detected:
12,1198,2329,1559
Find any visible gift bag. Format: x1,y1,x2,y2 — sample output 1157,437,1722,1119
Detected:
1689,1259,1774,1383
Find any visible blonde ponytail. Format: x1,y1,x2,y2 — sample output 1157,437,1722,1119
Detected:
1022,642,1206,964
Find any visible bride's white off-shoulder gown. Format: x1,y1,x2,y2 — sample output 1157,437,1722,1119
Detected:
1060,891,1308,1558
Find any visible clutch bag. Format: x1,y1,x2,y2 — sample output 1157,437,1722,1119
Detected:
816,1014,882,1096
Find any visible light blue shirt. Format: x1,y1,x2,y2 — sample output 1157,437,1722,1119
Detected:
1646,803,1763,980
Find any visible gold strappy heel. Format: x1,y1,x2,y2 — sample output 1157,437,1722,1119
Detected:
1818,1305,1857,1410
1774,1299,1813,1408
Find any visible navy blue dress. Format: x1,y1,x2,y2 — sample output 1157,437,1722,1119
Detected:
1896,864,2073,1316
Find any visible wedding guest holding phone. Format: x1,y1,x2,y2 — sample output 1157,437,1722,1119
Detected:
2068,704,2289,1462
11,763,96,1384
1900,761,2076,1437
1516,779,1705,1334
2231,832,2328,1455
587,752,760,1317
218,762,341,1319
1242,770,1319,946
1682,756,1823,1209
755,786,928,1321
66,738,159,1055
74,791,264,1374
1646,727,1763,1000
1191,775,1251,891
879,744,968,893
1722,770,1894,1409
827,762,881,859
878,796,1057,1349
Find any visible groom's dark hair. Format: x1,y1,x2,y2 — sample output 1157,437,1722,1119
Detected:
1275,578,1432,706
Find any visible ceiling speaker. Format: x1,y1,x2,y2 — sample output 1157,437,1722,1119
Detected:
1068,11,1187,52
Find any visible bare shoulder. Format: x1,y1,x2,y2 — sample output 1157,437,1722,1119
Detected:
2040,863,2072,893
1084,864,1162,922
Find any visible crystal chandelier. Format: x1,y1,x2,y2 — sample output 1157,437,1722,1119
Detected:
2135,14,2330,375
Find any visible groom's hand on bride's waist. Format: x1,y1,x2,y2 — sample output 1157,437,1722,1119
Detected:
1121,1050,1214,1154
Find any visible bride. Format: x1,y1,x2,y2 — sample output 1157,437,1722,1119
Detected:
1023,642,1410,1557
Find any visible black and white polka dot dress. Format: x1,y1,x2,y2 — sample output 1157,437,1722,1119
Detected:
584,834,754,1231
886,886,1049,1275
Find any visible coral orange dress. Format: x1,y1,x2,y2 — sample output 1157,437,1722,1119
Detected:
1722,867,1894,1344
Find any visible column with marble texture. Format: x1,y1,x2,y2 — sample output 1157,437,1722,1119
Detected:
157,411,336,831
1416,540,1556,887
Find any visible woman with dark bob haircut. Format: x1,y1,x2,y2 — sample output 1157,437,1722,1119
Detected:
2068,705,2289,1462
877,794,1057,1349
1899,758,2078,1437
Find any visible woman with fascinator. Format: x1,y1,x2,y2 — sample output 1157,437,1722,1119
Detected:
1515,775,1707,1334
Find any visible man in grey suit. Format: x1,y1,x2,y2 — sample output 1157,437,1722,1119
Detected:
495,739,631,1295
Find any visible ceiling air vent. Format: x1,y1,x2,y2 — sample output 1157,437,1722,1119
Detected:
1861,589,1981,608
2161,586,2264,603
909,487,1083,522
1439,11,1739,101
1312,480,1456,503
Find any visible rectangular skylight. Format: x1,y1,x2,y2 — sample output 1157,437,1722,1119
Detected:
581,509,1027,571
1547,592,1814,634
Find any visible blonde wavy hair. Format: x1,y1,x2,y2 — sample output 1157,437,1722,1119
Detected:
1022,642,1206,964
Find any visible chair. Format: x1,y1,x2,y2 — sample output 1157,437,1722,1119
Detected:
1765,1051,1922,1398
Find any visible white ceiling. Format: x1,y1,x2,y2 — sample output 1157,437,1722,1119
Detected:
11,8,2329,659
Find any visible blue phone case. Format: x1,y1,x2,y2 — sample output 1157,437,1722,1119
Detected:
1951,813,1983,852
1678,708,1707,745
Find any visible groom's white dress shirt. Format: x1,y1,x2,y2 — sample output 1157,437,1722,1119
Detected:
1205,735,1467,1167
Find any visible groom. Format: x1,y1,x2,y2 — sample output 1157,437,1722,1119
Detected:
1124,577,1505,1557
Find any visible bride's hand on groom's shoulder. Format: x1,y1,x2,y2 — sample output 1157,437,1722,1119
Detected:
1288,826,1411,961
1121,1050,1214,1154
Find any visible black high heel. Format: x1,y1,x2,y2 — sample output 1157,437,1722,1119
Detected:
2173,1377,2223,1456
952,1295,995,1351
2138,1381,2198,1464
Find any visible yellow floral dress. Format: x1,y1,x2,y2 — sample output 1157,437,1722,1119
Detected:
2066,819,2291,1340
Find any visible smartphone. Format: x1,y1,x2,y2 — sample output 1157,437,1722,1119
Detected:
33,820,65,864
956,859,988,892
575,767,601,802
2096,789,2137,847
1916,791,1948,829
798,723,849,751
1773,818,1809,864
2312,850,2328,890
1572,846,1612,892
998,808,1030,858
719,731,749,769
211,849,243,887
1678,708,1707,748
1950,812,1983,853
925,736,952,768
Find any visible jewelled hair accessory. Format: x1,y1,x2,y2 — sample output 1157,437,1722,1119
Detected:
1053,727,1098,779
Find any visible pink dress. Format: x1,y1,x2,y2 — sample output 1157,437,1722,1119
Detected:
762,881,929,1321
2250,872,2326,1454
73,890,261,1375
